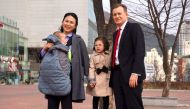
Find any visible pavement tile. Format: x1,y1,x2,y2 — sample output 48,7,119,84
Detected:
0,85,189,109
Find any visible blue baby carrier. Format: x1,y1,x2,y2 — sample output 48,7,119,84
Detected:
38,34,71,96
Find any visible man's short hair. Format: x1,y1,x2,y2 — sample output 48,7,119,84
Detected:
111,4,128,13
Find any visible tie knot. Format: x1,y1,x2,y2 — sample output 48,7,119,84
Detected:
117,28,121,32
116,28,121,34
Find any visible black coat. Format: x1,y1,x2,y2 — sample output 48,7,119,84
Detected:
110,22,146,87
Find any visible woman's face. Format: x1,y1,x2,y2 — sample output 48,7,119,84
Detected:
62,15,76,34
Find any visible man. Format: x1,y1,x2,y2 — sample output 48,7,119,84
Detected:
109,4,146,109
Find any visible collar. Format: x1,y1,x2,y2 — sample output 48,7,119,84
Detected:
93,51,110,56
66,33,73,37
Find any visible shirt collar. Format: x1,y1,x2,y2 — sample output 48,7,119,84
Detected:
66,33,73,37
117,20,128,30
93,51,110,56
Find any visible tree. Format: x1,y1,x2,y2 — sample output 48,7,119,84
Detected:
125,0,190,97
92,0,121,39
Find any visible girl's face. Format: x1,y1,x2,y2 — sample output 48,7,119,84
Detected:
62,15,76,34
94,40,104,53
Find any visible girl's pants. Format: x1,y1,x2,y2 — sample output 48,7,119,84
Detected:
93,96,109,109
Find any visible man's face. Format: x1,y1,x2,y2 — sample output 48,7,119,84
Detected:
112,6,128,27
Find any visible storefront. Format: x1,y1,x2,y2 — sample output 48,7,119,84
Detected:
0,16,29,85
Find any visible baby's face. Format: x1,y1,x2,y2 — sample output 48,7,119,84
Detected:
53,32,66,39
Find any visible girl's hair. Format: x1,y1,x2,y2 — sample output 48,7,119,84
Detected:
93,37,110,51
60,12,78,33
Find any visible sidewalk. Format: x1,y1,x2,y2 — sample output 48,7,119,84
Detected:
0,84,189,109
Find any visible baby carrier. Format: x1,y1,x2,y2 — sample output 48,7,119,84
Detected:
38,34,71,96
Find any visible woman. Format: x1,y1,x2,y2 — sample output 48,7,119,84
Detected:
39,12,89,109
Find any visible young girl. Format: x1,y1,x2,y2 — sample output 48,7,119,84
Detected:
87,37,112,109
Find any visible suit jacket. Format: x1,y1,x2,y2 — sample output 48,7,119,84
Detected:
110,22,146,87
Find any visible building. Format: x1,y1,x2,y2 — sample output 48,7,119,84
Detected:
145,48,178,82
178,58,186,81
0,16,19,57
0,0,88,48
145,48,165,81
0,16,28,60
88,0,98,50
179,21,190,55
0,0,88,80
178,20,190,81
0,16,29,84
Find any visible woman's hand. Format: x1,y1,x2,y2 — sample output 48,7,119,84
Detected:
43,43,54,51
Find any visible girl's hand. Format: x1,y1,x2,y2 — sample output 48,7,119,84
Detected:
89,83,96,88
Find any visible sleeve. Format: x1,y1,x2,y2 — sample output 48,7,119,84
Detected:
88,55,96,83
107,52,112,69
79,37,89,77
131,23,145,75
38,48,47,61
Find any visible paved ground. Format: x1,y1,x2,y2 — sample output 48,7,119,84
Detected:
0,84,189,109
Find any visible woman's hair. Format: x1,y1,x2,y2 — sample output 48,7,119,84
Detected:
60,12,78,33
93,37,110,51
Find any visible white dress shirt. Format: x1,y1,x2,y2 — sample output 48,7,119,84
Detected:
115,20,128,65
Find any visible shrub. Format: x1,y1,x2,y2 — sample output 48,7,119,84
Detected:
143,82,190,90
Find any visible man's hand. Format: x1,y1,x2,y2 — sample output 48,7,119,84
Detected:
129,73,138,88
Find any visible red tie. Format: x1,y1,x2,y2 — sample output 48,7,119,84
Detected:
112,28,121,68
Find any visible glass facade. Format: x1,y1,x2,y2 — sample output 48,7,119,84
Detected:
0,16,19,56
179,21,190,55
0,16,29,84
88,0,98,50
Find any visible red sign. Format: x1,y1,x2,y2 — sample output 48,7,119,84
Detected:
0,21,4,28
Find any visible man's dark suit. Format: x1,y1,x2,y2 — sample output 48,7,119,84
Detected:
110,22,146,109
